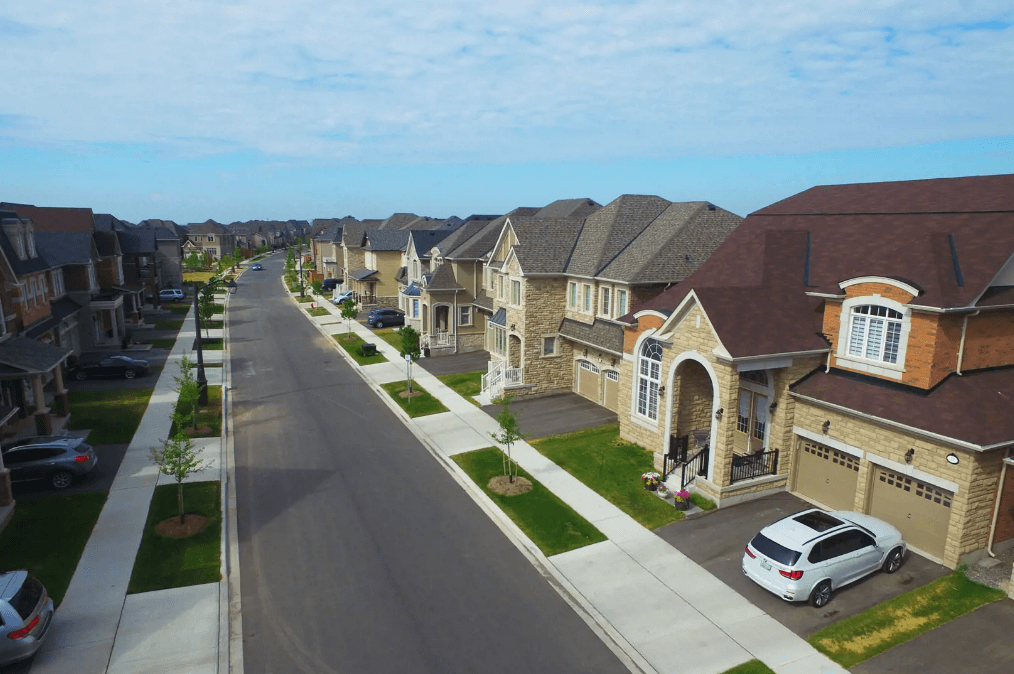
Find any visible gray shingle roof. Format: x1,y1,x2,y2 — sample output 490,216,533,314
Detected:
444,217,509,260
408,229,455,258
0,335,71,374
424,263,464,291
35,231,94,266
349,268,378,281
507,216,585,274
558,318,625,355
117,229,158,255
24,297,82,338
94,230,119,257
535,198,601,219
0,218,51,276
364,230,411,251
472,290,494,311
565,195,671,277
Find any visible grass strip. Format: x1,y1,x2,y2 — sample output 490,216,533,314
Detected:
380,380,448,418
168,305,191,314
690,492,717,511
197,338,224,350
154,321,183,330
169,385,223,438
373,328,405,350
437,371,483,406
807,569,1006,668
68,388,154,443
0,492,108,606
719,660,776,674
210,305,224,314
296,295,314,303
128,481,222,594
204,320,224,329
307,307,329,317
182,271,216,282
531,424,684,529
454,448,606,556
333,333,388,365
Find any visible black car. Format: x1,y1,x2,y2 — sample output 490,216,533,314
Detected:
250,263,263,271
321,278,341,291
69,355,151,380
366,308,405,328
1,436,98,489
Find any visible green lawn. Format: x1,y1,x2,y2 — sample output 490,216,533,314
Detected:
210,305,225,315
437,371,483,406
808,569,1007,668
296,295,314,303
333,333,388,365
170,385,222,438
128,481,222,594
168,305,191,314
0,492,108,606
199,338,224,350
146,338,177,349
69,388,154,443
454,447,606,556
154,321,183,330
182,271,216,283
719,660,776,674
307,307,329,317
381,380,448,418
531,425,684,529
204,320,224,329
374,328,405,350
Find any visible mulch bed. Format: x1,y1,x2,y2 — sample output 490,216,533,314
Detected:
488,475,533,496
156,515,210,538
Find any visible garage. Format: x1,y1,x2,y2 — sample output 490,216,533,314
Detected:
793,439,860,511
869,467,952,559
576,360,600,402
603,370,619,411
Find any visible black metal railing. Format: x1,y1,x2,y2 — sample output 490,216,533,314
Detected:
730,449,779,484
681,446,709,491
663,434,689,479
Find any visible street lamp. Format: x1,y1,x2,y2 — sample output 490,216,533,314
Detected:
192,281,208,406
227,279,238,294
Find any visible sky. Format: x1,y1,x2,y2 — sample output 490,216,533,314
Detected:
1,1,1012,224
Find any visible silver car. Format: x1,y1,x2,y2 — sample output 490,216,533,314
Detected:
742,508,906,607
2,435,98,490
0,571,55,667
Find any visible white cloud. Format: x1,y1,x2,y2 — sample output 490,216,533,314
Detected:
1,1,1011,163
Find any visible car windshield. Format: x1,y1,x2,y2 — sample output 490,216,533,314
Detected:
750,533,802,566
9,574,44,621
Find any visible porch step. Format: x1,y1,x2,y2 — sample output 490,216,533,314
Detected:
473,391,494,407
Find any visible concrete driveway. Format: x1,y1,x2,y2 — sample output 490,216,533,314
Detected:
653,492,951,637
483,392,618,440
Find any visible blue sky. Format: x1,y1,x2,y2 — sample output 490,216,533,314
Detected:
1,1,1011,223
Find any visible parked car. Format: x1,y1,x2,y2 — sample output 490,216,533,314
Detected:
332,290,355,306
0,571,55,667
159,288,186,302
1,435,98,490
69,355,150,380
321,278,340,291
250,263,263,271
742,509,905,608
366,308,405,328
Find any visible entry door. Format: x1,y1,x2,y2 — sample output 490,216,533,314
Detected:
734,390,766,452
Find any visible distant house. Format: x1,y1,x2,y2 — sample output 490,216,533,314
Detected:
136,219,185,288
185,220,236,261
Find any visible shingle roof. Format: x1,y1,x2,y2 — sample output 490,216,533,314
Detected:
94,230,119,257
24,297,81,339
349,268,378,281
424,263,464,291
2,204,95,232
117,229,157,255
507,216,585,274
425,220,489,258
35,231,94,265
95,214,134,232
409,229,455,258
0,218,51,275
364,230,411,251
566,195,671,277
535,198,601,219
490,308,507,326
473,290,494,311
186,219,228,234
444,216,509,260
558,318,624,355
0,335,71,374
791,366,1014,448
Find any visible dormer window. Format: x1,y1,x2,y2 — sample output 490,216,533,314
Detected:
26,230,36,258
848,305,903,363
15,234,25,259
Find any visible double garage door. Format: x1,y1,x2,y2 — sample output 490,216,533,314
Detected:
795,440,953,559
576,361,619,412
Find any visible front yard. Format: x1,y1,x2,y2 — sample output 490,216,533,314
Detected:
437,371,483,405
381,381,448,418
333,333,388,365
69,388,155,444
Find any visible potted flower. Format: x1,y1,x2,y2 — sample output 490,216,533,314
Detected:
673,490,691,511
656,483,670,497
641,472,661,491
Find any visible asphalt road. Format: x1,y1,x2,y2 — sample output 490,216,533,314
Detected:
231,257,628,674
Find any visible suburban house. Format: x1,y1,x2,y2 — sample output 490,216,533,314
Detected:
617,174,1014,569
349,230,416,306
311,220,347,280
96,214,164,310
136,219,185,288
480,196,743,412
185,219,236,261
398,226,475,347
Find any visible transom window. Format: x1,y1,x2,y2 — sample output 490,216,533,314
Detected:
848,305,903,364
637,339,663,421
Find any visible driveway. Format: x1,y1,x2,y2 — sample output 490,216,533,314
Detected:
653,492,951,637
483,392,618,440
419,351,490,377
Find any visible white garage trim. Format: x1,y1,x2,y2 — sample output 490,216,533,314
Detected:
794,426,864,459
865,452,960,494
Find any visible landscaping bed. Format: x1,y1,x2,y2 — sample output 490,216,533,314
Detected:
531,424,684,529
128,481,222,594
454,447,606,556
169,385,223,438
333,333,388,365
381,380,448,417
69,388,155,443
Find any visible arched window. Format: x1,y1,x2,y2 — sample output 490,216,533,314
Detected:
848,304,903,364
637,339,664,421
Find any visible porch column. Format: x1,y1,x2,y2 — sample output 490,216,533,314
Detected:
32,374,52,435
52,365,69,417
109,308,120,345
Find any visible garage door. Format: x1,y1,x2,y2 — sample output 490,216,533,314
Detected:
603,370,619,411
794,440,860,511
869,468,952,559
576,360,600,401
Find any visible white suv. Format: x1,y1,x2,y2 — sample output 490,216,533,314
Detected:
742,509,905,608
159,288,186,301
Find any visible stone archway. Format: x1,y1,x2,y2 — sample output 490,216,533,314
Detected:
664,351,721,484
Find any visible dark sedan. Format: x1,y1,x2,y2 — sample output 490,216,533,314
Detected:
366,308,405,328
251,263,264,270
69,355,151,380
1,436,98,490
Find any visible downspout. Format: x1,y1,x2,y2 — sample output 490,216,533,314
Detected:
987,447,1012,558
956,310,980,375
453,293,459,354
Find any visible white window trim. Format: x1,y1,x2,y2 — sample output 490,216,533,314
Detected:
459,305,471,326
582,284,592,313
635,338,663,422
599,286,611,318
616,288,629,318
835,296,911,380
541,334,559,358
511,279,521,307
568,282,578,309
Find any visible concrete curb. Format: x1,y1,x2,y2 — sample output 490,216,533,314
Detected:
223,270,244,674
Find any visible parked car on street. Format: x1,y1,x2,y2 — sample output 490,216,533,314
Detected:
69,355,151,380
1,435,98,490
742,509,905,608
332,290,355,306
366,308,405,328
159,288,186,301
0,571,55,667
321,278,340,291
250,263,263,271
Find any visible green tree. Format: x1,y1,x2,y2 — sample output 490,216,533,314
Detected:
184,250,205,271
231,246,243,268
174,356,202,431
489,395,530,483
398,325,421,393
198,277,220,337
340,297,358,336
311,279,323,296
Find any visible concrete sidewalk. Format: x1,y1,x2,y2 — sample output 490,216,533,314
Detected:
32,304,230,674
302,293,847,674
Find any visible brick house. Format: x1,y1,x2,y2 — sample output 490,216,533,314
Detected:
480,196,742,409
617,174,1014,569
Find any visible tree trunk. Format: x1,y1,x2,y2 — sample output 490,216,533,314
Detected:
178,482,186,524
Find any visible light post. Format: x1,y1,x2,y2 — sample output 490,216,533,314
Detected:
192,282,208,406
227,279,238,294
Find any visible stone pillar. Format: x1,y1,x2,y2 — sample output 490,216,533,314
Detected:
32,374,52,434
110,308,120,345
52,366,69,418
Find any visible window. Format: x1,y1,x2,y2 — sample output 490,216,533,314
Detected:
601,288,611,316
207,235,215,242
617,289,628,317
52,269,65,297
847,305,903,364
737,391,767,442
543,336,556,356
207,248,218,258
27,233,36,258
459,306,471,325
493,326,506,356
413,261,419,279
412,299,419,318
636,339,663,421
88,264,98,290
511,280,521,305
583,284,592,312
568,282,577,308
498,275,504,299
39,275,47,302
15,235,25,259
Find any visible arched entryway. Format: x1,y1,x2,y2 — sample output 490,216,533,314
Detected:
664,352,720,485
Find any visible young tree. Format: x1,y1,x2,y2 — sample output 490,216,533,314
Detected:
398,325,421,394
184,250,205,271
340,298,358,336
231,246,243,269
489,395,530,483
175,356,202,431
198,277,220,337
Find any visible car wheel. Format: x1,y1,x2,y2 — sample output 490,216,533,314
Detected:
376,321,383,328
809,580,832,608
883,547,904,574
75,371,88,381
124,370,136,379
51,470,74,490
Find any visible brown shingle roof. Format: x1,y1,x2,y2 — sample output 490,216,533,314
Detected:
791,366,1014,449
3,204,95,232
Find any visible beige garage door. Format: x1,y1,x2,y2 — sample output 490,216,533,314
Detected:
603,370,619,411
869,468,952,558
576,360,600,401
795,440,860,511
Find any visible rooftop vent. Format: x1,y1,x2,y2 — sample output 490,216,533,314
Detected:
707,203,717,211
684,253,692,262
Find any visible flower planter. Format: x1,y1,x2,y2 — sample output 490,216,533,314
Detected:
645,483,658,492
674,499,689,511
